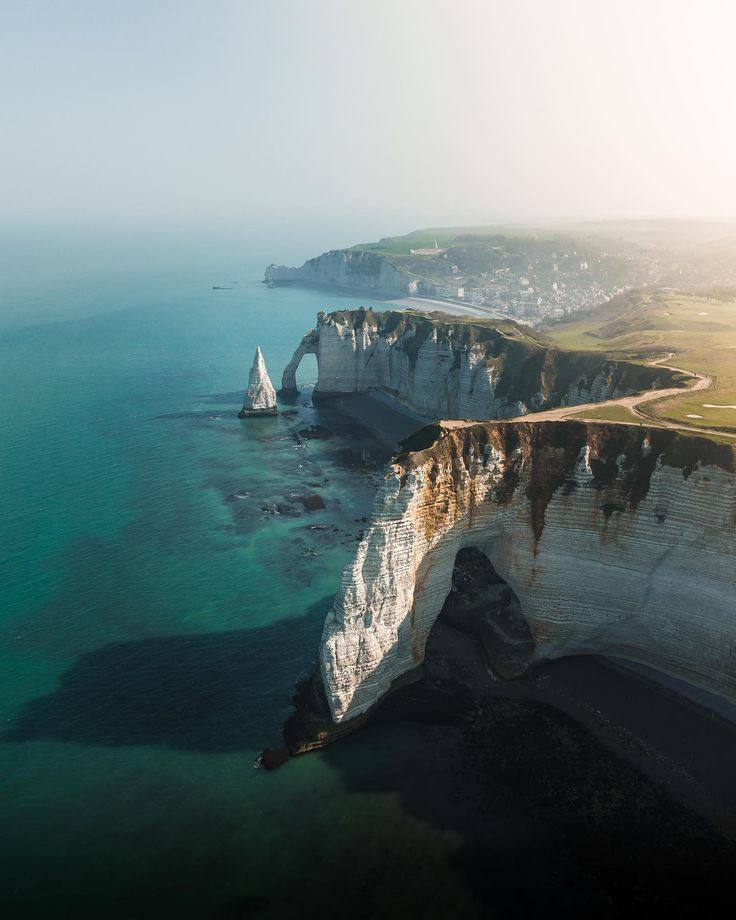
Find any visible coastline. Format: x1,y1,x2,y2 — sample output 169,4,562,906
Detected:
390,295,509,320
264,278,501,319
296,620,736,917
294,388,736,830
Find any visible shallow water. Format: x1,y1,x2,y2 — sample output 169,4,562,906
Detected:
3,239,735,919
1,249,470,917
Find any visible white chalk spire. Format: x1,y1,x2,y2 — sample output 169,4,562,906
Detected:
239,346,278,417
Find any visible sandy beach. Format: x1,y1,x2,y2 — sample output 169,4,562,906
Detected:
391,295,510,320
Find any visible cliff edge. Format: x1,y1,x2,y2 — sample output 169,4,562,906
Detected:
281,308,687,421
285,420,735,752
265,250,415,296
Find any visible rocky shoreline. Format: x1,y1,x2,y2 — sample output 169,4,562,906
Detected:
263,406,736,800
262,599,736,913
258,318,736,913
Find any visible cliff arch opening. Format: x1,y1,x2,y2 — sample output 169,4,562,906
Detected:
295,352,318,389
280,334,319,395
434,547,535,680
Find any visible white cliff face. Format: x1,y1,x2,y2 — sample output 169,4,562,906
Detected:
241,346,277,414
282,310,675,419
265,249,413,296
319,422,736,722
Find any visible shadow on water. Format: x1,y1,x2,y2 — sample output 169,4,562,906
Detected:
4,601,330,753
306,623,736,919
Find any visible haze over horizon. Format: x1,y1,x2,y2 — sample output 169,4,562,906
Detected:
2,0,736,238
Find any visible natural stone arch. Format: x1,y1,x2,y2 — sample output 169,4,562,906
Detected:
433,545,535,679
280,330,319,394
319,422,736,724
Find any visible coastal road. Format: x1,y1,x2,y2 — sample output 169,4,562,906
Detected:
442,354,736,440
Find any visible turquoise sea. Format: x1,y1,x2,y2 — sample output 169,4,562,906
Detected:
5,230,734,919
1,231,487,918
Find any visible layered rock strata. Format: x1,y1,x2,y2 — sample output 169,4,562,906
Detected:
265,250,413,296
291,421,735,747
239,346,278,418
281,309,685,419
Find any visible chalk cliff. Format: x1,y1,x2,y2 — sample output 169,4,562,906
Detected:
265,250,414,296
285,421,735,750
281,309,685,419
239,346,278,418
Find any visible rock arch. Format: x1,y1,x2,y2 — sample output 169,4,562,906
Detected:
318,421,736,724
280,330,319,394
435,546,535,679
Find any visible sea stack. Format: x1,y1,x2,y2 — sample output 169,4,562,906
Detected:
238,346,278,418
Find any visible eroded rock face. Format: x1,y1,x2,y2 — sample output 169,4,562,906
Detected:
317,421,736,725
265,250,412,296
281,309,684,417
239,346,277,417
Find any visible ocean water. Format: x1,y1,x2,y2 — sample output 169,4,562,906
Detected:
7,233,733,919
0,238,482,918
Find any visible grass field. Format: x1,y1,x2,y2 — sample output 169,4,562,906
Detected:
546,292,736,432
352,227,522,256
568,404,645,424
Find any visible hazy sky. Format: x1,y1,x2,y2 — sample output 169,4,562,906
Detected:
2,0,735,232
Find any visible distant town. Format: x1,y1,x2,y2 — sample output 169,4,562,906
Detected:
401,238,644,322
266,222,736,324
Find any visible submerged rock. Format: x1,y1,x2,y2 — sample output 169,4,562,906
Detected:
239,346,278,418
296,425,334,440
295,494,326,512
259,746,290,770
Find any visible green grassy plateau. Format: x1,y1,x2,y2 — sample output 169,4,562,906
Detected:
545,291,736,432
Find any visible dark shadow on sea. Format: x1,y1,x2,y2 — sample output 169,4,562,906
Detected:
6,608,736,918
4,601,330,753
304,625,736,920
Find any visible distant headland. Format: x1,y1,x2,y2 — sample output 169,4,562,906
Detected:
265,220,736,325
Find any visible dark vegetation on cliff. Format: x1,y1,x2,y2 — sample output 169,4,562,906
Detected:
396,420,735,543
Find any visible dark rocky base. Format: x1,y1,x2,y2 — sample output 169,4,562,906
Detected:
296,424,333,441
260,672,357,768
281,670,371,756
237,407,278,418
274,664,424,760
344,659,736,918
257,618,736,917
439,546,535,679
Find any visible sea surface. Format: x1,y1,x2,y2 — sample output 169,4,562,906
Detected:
0,234,477,918
3,231,735,919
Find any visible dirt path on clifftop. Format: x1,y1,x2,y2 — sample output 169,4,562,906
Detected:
443,354,736,440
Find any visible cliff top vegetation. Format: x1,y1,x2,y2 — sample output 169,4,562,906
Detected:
351,226,639,291
545,291,736,433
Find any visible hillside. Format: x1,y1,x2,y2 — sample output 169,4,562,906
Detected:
544,290,736,432
266,221,736,324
